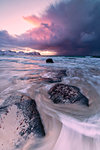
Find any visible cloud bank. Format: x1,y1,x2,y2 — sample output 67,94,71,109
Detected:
0,0,100,55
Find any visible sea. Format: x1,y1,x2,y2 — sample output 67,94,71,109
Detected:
0,55,100,150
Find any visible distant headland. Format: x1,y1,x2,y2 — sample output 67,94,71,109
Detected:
0,50,40,56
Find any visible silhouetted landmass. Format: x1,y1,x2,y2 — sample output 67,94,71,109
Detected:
0,50,40,56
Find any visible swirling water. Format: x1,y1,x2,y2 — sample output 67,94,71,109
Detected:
0,55,100,150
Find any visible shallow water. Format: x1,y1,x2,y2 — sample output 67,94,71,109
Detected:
0,55,100,150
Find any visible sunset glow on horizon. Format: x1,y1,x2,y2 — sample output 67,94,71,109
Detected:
12,48,56,56
40,50,57,56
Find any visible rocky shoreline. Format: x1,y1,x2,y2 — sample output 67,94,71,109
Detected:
0,68,89,149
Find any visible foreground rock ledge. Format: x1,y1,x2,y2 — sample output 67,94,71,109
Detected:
48,84,89,106
0,93,45,138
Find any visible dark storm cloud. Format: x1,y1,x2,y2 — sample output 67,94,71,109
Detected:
0,30,22,49
0,30,14,48
0,0,100,55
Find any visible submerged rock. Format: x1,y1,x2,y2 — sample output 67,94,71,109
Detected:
41,70,67,83
48,84,89,106
40,77,61,83
57,70,67,80
46,58,54,63
0,94,45,138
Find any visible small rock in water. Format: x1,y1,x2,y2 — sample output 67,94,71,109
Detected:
48,84,89,106
46,58,54,63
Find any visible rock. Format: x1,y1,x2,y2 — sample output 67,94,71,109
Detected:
46,58,54,63
15,95,45,137
48,84,89,106
41,70,67,83
40,77,61,83
0,94,45,138
57,70,67,80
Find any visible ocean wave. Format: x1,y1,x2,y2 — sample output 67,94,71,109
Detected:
0,56,100,150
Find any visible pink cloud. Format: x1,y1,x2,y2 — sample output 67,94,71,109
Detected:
23,15,42,27
23,15,51,27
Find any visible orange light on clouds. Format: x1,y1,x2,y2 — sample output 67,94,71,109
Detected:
23,15,51,28
23,16,42,27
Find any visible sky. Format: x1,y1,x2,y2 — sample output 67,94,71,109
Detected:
0,0,100,56
0,0,60,35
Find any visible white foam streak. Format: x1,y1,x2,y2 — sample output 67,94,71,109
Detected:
59,113,100,138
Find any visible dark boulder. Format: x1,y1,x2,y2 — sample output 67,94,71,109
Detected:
0,94,45,138
15,95,45,137
48,84,89,106
46,58,54,63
